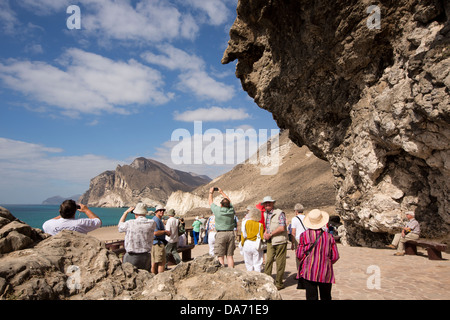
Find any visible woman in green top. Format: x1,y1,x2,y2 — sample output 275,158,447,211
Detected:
192,217,202,245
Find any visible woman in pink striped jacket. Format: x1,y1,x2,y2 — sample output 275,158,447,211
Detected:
296,209,340,300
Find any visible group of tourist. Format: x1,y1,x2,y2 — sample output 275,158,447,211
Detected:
42,190,421,300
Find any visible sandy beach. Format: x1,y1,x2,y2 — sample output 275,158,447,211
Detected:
89,226,450,300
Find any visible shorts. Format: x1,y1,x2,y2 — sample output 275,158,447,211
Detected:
151,243,166,264
123,252,151,271
214,231,235,257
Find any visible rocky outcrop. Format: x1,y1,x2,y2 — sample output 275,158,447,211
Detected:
0,208,280,300
222,0,450,245
136,254,281,300
166,130,336,215
0,207,47,255
79,157,211,207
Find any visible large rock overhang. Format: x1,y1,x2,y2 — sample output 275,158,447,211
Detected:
222,0,450,246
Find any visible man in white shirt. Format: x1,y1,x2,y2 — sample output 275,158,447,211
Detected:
165,209,181,267
43,200,102,236
290,203,307,270
118,203,155,270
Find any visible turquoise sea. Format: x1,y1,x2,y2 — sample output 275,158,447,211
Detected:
1,204,138,229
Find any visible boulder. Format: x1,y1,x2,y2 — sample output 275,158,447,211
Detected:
0,208,280,300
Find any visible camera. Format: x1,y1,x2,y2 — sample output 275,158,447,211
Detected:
213,187,219,191
76,204,81,210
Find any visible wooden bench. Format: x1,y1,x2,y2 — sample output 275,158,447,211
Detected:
405,240,447,260
105,240,126,256
167,244,195,265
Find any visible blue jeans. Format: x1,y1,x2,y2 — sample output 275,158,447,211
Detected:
193,231,200,245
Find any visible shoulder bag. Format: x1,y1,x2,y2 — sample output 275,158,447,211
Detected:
297,230,324,289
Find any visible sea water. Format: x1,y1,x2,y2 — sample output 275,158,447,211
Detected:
1,204,135,229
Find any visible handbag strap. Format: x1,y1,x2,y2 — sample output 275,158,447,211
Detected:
304,230,324,257
296,216,306,233
298,230,323,276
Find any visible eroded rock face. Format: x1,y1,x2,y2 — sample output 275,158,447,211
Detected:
223,0,450,245
0,208,280,300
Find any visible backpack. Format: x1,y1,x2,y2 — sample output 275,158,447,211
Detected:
178,222,185,236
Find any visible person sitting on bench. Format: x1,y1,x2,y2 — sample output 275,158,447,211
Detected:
386,211,420,256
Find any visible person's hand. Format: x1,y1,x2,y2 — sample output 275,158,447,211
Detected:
78,204,88,212
126,207,135,214
209,187,215,193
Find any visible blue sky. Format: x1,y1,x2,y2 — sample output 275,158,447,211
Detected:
0,0,279,204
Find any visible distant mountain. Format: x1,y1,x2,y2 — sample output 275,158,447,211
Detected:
42,195,82,205
79,157,211,207
166,130,336,216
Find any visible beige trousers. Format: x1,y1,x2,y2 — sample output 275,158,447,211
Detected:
392,232,419,252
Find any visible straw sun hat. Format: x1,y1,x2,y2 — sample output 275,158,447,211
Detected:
303,209,329,230
133,203,148,215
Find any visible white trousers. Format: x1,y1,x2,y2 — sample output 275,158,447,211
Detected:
208,231,216,256
242,240,263,272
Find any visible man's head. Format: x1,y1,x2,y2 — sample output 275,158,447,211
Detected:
220,198,231,208
59,200,78,219
294,203,304,214
262,196,275,212
405,211,415,219
155,205,166,218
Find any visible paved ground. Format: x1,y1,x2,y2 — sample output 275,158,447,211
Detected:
188,241,450,300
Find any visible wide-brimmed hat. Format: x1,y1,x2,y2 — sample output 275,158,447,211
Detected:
262,196,275,203
154,205,166,212
304,209,329,230
133,203,148,215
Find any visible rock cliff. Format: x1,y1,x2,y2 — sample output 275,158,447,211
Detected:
79,157,211,207
222,0,450,245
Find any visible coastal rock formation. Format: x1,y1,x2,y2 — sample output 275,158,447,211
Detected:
79,157,211,207
166,130,336,215
0,208,280,300
222,0,450,245
0,207,47,255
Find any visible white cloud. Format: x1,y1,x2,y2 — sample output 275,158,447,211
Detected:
0,48,173,117
177,70,235,101
17,0,200,42
0,137,124,203
141,44,204,71
0,138,62,160
174,106,249,122
12,0,234,43
18,0,69,15
82,0,199,42
184,0,230,25
142,44,235,101
0,1,20,34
